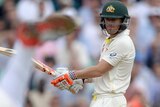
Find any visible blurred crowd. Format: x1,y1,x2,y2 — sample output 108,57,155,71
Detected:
0,0,160,107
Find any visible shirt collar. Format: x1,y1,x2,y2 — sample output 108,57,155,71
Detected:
105,29,130,44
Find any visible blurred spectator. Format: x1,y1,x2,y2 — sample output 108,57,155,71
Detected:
55,4,91,69
129,0,158,63
56,29,91,69
0,0,17,48
146,7,160,68
0,0,17,76
3,0,17,28
57,0,82,34
74,96,90,107
0,29,16,74
127,93,146,107
57,0,77,16
37,0,55,19
28,79,53,107
65,96,89,107
16,0,55,23
58,88,92,107
49,93,61,107
79,0,101,25
147,0,160,7
25,97,33,107
152,60,160,107
44,56,56,68
120,0,139,44
35,41,58,62
128,16,138,44
78,4,104,64
125,53,157,106
0,18,6,31
16,0,39,23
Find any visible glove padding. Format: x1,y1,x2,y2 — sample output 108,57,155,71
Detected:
54,79,83,94
51,68,83,94
69,79,83,94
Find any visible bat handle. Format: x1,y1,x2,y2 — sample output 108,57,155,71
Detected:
42,64,56,76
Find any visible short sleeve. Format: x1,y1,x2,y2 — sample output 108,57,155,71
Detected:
101,41,130,66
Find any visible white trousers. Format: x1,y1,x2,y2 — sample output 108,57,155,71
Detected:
90,93,127,107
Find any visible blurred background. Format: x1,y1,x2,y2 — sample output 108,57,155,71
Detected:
0,0,160,107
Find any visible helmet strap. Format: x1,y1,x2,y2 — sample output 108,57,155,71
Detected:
100,18,110,37
102,29,110,37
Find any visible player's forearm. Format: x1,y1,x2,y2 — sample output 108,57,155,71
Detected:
75,65,103,79
74,60,113,79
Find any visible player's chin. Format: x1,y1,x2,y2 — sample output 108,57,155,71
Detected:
107,29,118,35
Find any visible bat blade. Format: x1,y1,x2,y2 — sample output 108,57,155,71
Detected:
37,14,77,41
32,59,57,76
0,47,57,77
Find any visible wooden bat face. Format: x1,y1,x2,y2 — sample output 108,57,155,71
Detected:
0,47,57,77
37,14,77,41
32,59,57,76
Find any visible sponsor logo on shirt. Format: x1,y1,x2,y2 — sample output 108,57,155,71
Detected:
109,52,117,58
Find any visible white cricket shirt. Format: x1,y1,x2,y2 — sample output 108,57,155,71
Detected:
93,29,135,94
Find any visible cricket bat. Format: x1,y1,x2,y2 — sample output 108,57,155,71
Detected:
0,47,59,76
37,13,77,41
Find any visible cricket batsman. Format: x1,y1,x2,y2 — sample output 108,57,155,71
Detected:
51,1,136,107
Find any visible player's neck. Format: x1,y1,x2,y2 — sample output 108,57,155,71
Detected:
109,34,117,39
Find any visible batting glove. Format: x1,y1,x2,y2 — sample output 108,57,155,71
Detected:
51,68,83,94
